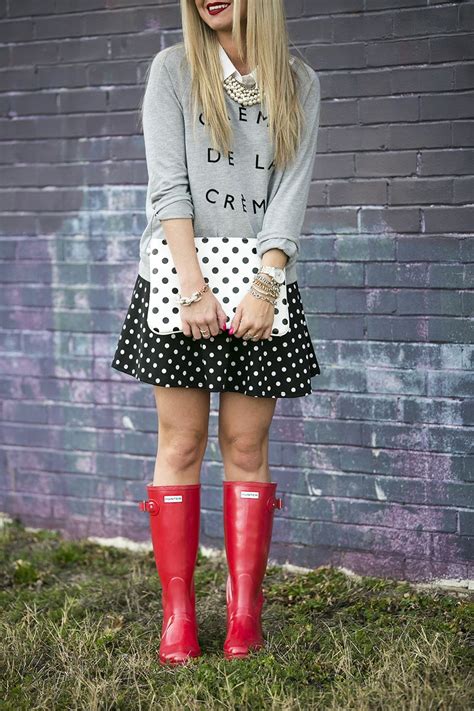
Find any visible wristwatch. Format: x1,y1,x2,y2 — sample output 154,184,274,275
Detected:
259,265,286,284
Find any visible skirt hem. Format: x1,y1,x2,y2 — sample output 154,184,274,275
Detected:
110,362,320,399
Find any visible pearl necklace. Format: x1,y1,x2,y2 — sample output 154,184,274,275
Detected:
223,74,261,107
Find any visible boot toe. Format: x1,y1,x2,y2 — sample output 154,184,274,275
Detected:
224,641,263,659
159,648,201,665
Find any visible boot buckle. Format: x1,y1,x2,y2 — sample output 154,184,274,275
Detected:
138,499,159,515
267,496,283,510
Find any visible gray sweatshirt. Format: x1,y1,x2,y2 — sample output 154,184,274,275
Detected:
138,42,321,285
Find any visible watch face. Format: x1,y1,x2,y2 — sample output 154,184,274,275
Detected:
262,266,285,283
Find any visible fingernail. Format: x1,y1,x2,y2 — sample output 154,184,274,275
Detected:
221,322,227,330
229,327,234,335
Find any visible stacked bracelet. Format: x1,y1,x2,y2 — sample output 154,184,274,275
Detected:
249,270,280,306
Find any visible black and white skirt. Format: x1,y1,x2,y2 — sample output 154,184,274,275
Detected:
110,274,320,398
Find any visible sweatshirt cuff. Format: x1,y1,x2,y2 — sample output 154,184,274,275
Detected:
256,235,299,271
153,197,194,221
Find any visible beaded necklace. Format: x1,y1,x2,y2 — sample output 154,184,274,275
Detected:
222,72,261,107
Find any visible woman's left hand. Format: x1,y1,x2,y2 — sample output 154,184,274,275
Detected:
229,291,275,340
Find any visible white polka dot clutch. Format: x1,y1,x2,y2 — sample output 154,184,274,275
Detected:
145,236,290,336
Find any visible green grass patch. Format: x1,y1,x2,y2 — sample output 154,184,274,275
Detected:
1,517,473,710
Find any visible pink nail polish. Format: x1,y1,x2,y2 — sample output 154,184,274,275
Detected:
229,327,234,335
222,322,227,330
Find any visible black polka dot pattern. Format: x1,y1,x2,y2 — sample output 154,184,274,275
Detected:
110,274,321,398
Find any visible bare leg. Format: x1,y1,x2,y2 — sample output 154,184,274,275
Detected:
217,391,280,658
142,386,210,664
218,392,278,483
152,386,210,486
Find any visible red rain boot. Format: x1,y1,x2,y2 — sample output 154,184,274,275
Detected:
223,480,283,659
139,483,201,664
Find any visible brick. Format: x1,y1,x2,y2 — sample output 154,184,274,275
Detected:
423,207,474,233
366,315,429,341
454,63,474,91
312,366,367,393
304,419,363,446
306,42,366,70
459,511,474,537
337,394,398,421
428,427,472,456
460,401,474,426
390,178,453,205
427,372,474,398
9,0,56,15
430,33,474,62
420,149,474,176
421,92,474,121
307,314,365,339
366,263,430,288
389,123,452,150
397,236,460,262
59,38,108,63
300,286,336,313
334,235,395,261
303,0,363,14
355,150,417,178
323,99,358,125
360,421,429,451
429,264,467,289
328,180,387,205
305,262,364,287
366,368,426,396
402,398,463,427
360,96,419,123
336,288,396,314
367,38,430,67
332,12,392,42
397,290,462,316
427,317,473,344
392,7,458,37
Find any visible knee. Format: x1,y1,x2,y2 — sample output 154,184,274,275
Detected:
220,431,267,474
160,429,207,471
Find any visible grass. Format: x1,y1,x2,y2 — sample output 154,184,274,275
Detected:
1,517,473,711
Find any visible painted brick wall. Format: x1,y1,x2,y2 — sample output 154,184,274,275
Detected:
0,0,472,584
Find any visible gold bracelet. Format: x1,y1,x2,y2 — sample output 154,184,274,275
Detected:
249,286,277,306
176,282,209,306
252,277,280,299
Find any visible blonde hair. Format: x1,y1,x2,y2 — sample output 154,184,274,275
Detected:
142,0,310,170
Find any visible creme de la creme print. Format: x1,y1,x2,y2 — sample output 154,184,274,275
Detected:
193,104,274,216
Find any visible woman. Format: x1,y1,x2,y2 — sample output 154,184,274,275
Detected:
111,0,321,664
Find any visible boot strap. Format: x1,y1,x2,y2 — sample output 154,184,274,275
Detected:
138,499,159,515
268,496,283,510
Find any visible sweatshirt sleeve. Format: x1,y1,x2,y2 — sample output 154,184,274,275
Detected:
256,68,321,271
142,50,194,221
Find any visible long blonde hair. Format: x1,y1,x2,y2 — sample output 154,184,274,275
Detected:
142,0,310,170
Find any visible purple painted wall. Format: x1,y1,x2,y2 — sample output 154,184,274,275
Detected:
0,0,472,583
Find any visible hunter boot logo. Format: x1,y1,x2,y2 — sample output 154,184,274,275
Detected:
163,495,183,503
240,491,260,499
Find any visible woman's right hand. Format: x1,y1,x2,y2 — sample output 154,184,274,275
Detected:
180,283,229,339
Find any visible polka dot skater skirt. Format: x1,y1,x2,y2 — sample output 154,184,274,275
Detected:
110,273,320,398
